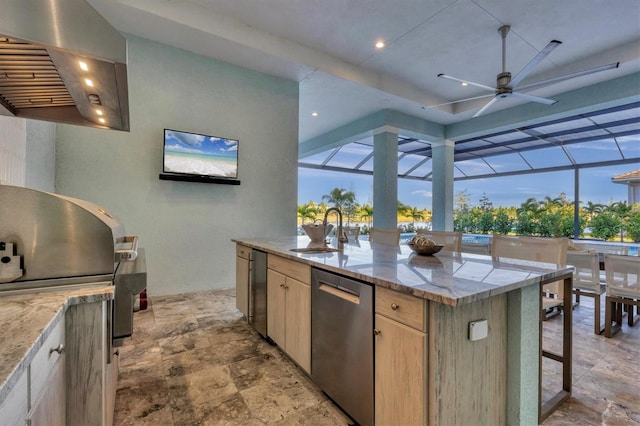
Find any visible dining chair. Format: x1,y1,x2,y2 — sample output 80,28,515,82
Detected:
573,242,628,255
491,234,568,319
567,250,605,334
416,230,462,252
369,227,401,245
604,254,640,337
344,226,360,241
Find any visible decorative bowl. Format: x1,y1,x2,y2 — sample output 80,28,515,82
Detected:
302,223,334,243
407,242,444,256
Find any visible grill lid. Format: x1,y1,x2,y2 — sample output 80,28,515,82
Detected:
0,185,125,286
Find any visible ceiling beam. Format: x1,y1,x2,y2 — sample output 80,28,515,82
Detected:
299,109,444,158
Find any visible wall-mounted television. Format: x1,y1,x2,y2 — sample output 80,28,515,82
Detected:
160,128,240,185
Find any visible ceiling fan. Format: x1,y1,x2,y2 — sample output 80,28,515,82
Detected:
436,25,620,117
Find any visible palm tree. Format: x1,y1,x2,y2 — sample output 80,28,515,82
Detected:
359,204,374,227
608,201,633,242
584,201,604,221
322,188,356,211
397,201,410,218
297,202,317,224
407,207,424,227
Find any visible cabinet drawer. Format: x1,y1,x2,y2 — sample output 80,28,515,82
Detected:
236,244,251,260
375,287,427,332
31,318,65,405
268,255,311,284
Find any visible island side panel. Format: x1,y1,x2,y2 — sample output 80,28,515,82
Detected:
507,284,540,424
429,293,508,425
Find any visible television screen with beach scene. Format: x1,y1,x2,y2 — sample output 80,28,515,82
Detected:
162,129,239,179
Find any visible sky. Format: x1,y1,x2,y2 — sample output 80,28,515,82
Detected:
298,163,636,209
164,129,238,157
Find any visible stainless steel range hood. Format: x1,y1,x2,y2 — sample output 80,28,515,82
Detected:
0,0,129,131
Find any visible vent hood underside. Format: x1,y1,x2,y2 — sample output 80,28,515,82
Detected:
0,1,129,131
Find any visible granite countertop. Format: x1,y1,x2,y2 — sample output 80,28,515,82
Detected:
233,236,573,307
0,284,114,405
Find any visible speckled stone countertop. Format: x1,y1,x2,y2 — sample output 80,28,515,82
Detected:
233,236,573,307
0,284,114,405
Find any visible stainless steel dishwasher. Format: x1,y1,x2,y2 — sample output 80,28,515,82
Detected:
311,267,373,426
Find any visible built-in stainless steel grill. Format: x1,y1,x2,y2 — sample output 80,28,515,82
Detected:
0,185,146,345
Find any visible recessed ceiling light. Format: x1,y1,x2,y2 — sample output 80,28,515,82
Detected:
375,41,385,49
98,117,106,124
78,61,88,71
311,112,319,117
461,82,468,86
84,78,93,87
96,109,103,116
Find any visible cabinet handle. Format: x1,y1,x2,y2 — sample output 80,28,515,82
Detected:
374,329,381,335
49,343,64,355
280,283,285,288
391,303,399,310
114,350,120,356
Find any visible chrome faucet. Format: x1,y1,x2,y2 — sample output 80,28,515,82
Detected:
323,207,348,249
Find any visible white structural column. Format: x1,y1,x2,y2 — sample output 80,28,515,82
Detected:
431,139,455,231
373,127,399,229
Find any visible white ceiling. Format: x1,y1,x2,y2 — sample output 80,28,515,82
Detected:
87,0,640,142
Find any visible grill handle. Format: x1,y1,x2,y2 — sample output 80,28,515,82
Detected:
115,235,138,261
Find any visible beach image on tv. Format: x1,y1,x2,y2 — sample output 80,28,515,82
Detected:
164,130,238,178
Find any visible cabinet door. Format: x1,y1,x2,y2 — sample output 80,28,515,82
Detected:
285,277,311,373
29,355,66,426
375,313,427,426
267,269,286,346
236,255,250,316
105,349,120,426
0,371,27,426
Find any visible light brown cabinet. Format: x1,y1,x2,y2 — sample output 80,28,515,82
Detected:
266,255,311,373
235,244,251,317
375,286,428,426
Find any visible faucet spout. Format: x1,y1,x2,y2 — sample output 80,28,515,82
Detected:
323,207,348,249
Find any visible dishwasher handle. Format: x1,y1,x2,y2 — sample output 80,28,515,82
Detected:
318,282,360,305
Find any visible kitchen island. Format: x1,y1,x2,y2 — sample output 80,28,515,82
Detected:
233,236,573,425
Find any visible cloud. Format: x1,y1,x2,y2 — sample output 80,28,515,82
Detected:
164,143,203,154
411,190,432,198
166,130,205,147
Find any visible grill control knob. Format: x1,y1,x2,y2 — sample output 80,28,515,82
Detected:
1,256,10,264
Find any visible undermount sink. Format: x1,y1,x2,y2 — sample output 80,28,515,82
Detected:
289,247,340,254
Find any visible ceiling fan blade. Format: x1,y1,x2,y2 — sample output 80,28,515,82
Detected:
437,73,496,92
515,62,620,91
509,40,562,88
424,93,495,109
472,96,500,118
510,91,558,105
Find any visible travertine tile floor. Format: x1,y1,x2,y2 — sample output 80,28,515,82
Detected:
114,288,640,425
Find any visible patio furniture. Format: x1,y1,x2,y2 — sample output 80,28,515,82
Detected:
490,234,572,422
416,230,462,252
491,234,568,319
369,227,401,245
461,241,491,255
604,254,640,337
344,226,360,240
573,242,629,255
567,251,605,334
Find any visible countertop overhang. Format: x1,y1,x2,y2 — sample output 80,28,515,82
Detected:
233,236,573,307
0,284,114,404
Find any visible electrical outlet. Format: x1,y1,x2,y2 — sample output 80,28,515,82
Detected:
469,319,488,341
